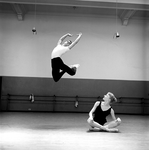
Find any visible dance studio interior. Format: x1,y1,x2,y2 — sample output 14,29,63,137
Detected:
0,0,149,150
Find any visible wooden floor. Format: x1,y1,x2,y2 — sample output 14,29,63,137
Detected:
0,112,149,150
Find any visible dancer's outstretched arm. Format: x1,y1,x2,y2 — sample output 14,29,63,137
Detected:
68,33,82,49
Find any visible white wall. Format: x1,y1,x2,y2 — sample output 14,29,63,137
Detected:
0,13,147,80
144,19,149,81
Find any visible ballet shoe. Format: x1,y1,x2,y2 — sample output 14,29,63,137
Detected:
71,64,80,69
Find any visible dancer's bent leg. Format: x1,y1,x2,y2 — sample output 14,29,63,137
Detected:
51,57,77,82
52,69,65,82
87,118,108,131
104,118,121,129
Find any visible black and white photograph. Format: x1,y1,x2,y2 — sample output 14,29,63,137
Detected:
0,0,149,150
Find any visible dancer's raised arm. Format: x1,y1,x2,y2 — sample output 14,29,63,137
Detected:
68,33,82,49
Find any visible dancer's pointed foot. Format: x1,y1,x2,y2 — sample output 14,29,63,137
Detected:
70,64,80,69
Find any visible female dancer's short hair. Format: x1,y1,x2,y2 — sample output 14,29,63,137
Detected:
108,92,117,103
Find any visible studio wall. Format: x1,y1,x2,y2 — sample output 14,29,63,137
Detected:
0,10,149,114
1,76,149,114
0,12,147,80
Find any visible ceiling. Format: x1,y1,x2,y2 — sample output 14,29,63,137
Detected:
0,0,149,25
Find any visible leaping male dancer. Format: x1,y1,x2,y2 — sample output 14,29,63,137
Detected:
51,33,82,82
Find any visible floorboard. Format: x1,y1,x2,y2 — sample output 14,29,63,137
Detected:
0,112,148,150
